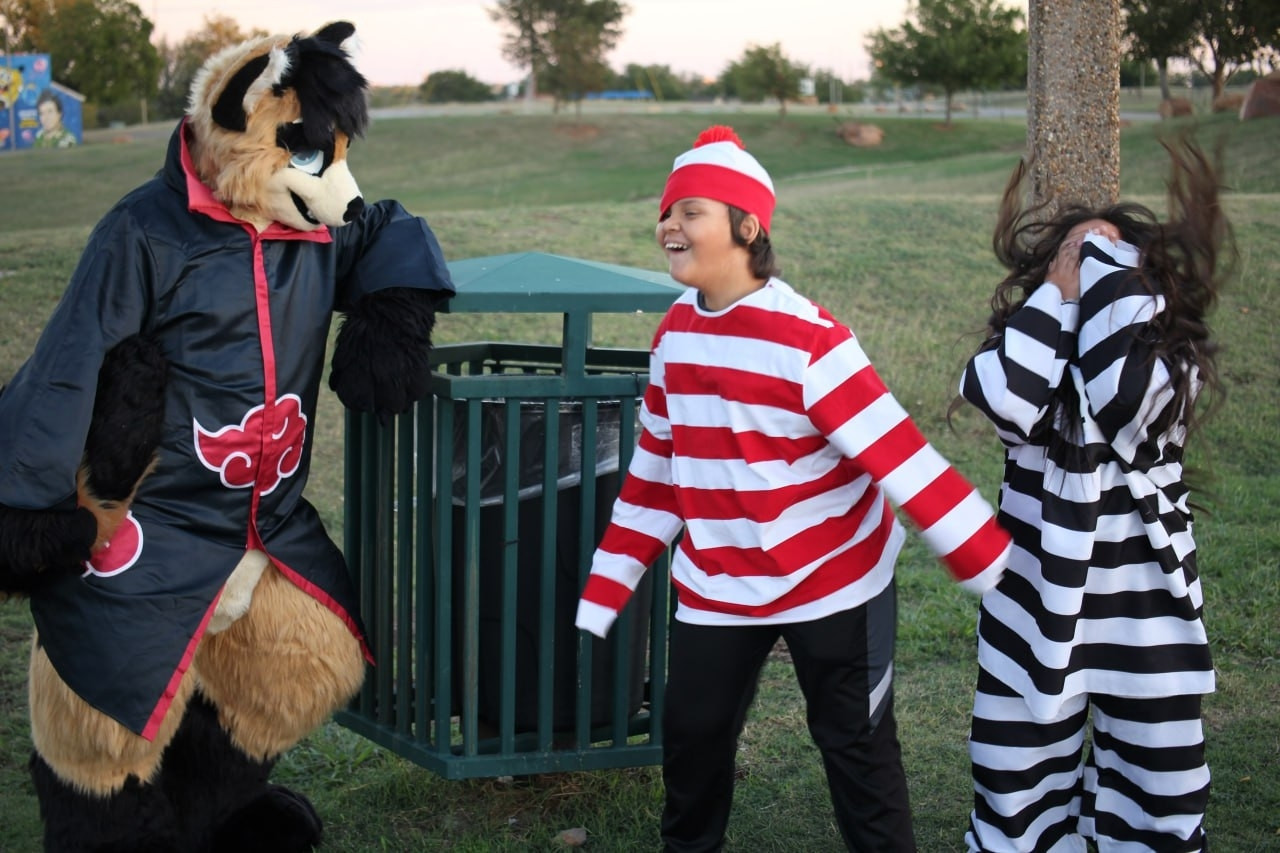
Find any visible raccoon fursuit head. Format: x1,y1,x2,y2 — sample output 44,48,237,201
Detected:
186,21,369,232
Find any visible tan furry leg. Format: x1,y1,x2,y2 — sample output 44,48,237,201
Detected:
28,633,194,795
194,563,365,761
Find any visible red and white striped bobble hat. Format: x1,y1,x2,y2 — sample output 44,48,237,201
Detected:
659,125,776,234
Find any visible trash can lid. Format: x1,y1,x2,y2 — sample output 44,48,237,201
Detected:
444,252,684,315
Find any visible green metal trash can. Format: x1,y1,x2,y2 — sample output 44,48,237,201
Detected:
447,398,651,733
336,253,683,780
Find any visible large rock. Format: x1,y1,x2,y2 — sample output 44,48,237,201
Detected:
1240,70,1280,120
1213,92,1244,113
836,122,884,147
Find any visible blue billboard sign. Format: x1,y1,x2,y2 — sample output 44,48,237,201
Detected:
1,53,82,151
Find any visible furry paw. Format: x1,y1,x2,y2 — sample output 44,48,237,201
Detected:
0,503,97,595
212,785,323,853
329,287,438,423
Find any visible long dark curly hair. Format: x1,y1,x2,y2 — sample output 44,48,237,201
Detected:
960,135,1235,445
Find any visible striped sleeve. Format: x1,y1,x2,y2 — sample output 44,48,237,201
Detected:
960,283,1079,446
576,345,681,638
1075,236,1172,458
807,334,1011,592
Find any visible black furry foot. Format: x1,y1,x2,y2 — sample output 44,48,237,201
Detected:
329,287,439,423
212,785,323,853
30,751,180,853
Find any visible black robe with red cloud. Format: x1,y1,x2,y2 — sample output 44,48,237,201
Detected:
0,121,454,738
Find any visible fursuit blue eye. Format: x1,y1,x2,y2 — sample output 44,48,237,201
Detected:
289,150,323,175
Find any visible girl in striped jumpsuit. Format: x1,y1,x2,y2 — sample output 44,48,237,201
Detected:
957,141,1232,852
575,125,1012,852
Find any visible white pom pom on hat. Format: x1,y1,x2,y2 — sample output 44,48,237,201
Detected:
659,125,776,234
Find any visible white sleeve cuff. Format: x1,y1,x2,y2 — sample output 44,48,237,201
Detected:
575,599,617,639
956,541,1011,596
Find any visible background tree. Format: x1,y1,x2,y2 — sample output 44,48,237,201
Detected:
609,63,690,100
810,68,864,106
0,0,39,48
1118,57,1157,92
1188,0,1272,99
420,69,495,103
866,0,1025,125
490,0,544,101
28,0,159,111
538,2,625,114
1258,1,1280,65
722,43,806,116
154,15,264,120
490,0,626,105
1120,0,1198,102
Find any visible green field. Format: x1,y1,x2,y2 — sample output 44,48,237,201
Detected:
0,109,1276,851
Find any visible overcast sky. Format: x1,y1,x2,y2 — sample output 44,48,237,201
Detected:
147,0,1028,87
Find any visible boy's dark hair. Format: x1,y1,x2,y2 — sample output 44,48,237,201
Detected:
728,205,780,280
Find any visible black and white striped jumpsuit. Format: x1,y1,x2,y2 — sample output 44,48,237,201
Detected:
959,235,1213,852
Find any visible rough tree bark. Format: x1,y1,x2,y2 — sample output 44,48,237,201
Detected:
1026,0,1121,213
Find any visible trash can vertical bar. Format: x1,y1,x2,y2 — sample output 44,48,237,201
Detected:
610,606,633,746
459,398,483,757
395,412,415,736
414,399,436,747
344,408,371,720
374,420,395,726
608,395,634,747
648,548,670,748
432,398,456,759
574,398,600,747
562,312,591,381
359,412,381,721
498,398,522,754
536,399,562,750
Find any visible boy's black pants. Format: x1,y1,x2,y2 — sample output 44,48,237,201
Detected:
660,580,916,852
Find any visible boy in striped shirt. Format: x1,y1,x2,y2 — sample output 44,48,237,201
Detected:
575,125,1011,852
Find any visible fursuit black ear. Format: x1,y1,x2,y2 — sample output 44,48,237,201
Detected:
313,21,356,46
210,53,272,133
283,21,369,150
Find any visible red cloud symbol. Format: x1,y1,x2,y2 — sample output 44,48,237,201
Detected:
194,395,308,495
83,511,144,578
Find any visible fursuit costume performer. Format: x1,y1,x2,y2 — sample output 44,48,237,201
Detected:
0,22,453,852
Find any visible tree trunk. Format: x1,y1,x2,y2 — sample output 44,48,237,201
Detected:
1026,0,1121,213
1157,57,1171,101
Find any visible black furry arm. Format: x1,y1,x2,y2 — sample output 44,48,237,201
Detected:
329,287,439,422
0,502,97,595
0,336,166,597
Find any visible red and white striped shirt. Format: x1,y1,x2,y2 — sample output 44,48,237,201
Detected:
575,279,1010,638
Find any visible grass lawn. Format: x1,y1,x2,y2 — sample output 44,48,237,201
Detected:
0,109,1276,851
